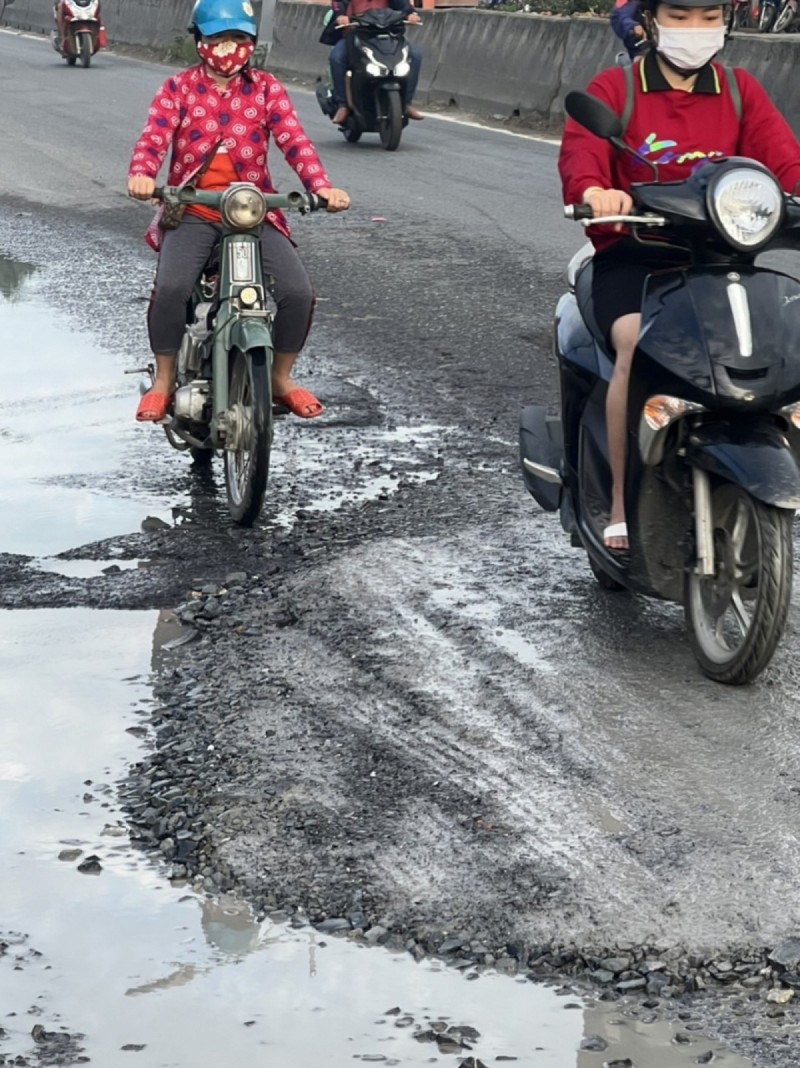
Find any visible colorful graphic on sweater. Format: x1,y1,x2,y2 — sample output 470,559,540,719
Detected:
635,131,725,167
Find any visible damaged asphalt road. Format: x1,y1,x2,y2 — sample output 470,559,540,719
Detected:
2,29,800,1067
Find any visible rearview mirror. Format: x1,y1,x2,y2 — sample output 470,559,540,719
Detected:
565,91,623,141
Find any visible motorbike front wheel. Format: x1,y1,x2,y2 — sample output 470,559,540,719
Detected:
378,89,403,151
223,347,272,526
78,32,91,67
685,483,793,684
772,0,795,30
758,0,777,29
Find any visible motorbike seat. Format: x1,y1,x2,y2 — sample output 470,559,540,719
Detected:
574,261,612,353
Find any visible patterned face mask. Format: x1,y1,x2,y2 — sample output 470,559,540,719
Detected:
197,36,255,77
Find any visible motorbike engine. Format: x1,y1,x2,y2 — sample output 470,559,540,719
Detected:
174,381,210,424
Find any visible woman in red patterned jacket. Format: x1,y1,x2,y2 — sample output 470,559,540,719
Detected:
127,0,350,423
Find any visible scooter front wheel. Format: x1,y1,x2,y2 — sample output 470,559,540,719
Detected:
78,32,91,67
685,483,793,684
378,88,403,151
223,348,272,526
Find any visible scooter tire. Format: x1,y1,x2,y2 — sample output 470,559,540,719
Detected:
378,89,403,151
78,33,91,67
758,1,777,29
588,554,625,592
66,55,77,65
343,125,362,143
685,485,793,684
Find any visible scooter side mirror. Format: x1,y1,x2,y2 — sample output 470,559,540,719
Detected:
564,91,623,141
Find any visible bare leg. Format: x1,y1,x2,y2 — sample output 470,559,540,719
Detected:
151,354,176,395
605,313,640,551
271,351,299,398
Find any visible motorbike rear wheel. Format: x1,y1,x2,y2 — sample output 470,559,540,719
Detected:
685,482,793,684
223,347,272,527
66,54,77,66
343,124,363,143
378,88,403,151
78,32,91,67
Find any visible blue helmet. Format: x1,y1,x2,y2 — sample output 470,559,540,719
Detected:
190,0,258,38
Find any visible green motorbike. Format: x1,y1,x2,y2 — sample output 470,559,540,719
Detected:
144,184,323,526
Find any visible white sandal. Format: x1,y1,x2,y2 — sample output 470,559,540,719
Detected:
603,521,629,550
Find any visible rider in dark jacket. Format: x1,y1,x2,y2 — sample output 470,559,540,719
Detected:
320,0,423,124
611,0,648,58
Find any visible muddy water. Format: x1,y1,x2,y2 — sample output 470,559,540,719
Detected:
0,259,752,1067
0,252,173,556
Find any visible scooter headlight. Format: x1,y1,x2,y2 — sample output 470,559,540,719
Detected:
643,395,706,431
394,60,411,77
220,185,267,229
365,62,385,76
707,164,784,252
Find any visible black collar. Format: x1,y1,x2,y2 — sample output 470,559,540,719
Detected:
639,48,721,95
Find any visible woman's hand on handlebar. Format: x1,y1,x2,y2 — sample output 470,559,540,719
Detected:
316,187,351,213
582,186,633,232
127,175,157,202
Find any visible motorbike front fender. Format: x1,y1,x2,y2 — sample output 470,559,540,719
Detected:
684,424,800,509
228,316,273,358
212,317,273,419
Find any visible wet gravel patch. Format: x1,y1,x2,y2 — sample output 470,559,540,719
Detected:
111,469,800,1066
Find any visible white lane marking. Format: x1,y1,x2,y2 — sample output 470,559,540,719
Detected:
417,110,561,146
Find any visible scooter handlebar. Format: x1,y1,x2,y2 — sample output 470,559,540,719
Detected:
564,204,594,221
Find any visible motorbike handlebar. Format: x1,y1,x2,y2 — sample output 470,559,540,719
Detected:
564,204,668,228
152,187,325,213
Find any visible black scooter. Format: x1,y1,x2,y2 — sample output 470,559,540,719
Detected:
316,9,411,151
520,91,800,684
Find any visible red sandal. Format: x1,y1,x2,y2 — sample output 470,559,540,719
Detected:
136,390,173,423
273,387,324,419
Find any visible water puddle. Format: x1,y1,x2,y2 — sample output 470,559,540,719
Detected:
0,608,752,1067
0,253,173,556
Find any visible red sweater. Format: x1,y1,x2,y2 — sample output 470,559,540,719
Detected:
559,52,800,251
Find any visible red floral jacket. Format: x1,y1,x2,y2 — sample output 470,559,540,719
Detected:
128,64,331,250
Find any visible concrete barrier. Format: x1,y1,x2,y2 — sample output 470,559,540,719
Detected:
5,0,800,135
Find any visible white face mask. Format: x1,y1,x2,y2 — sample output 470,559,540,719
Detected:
655,22,726,71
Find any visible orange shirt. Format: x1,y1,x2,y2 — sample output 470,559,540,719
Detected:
184,148,238,223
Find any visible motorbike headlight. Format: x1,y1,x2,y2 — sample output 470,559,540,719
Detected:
707,165,784,252
643,395,705,431
220,185,267,229
394,60,411,77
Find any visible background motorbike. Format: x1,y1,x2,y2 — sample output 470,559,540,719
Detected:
52,0,106,67
316,9,413,151
520,91,800,684
132,186,323,527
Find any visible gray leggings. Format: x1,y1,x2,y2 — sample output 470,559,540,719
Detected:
148,216,314,356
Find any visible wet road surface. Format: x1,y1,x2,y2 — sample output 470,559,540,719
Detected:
0,26,799,1067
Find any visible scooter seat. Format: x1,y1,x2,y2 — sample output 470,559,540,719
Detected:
573,261,611,352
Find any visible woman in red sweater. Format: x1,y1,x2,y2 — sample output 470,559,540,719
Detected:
558,0,800,550
128,0,351,424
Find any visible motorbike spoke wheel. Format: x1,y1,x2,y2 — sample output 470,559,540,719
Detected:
378,89,403,151
772,1,794,30
685,483,792,684
223,348,272,527
78,33,91,67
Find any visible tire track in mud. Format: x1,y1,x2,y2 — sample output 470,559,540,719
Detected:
207,507,800,963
